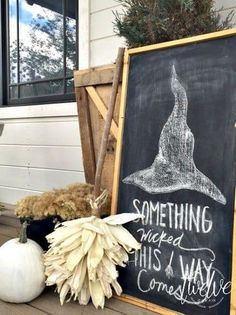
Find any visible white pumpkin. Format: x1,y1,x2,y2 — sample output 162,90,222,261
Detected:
0,222,45,303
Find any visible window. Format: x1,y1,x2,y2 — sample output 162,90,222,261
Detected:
3,0,78,105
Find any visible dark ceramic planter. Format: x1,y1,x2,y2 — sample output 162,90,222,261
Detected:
20,216,62,250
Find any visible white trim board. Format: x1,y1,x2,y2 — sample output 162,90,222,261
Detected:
0,120,81,146
0,102,78,120
0,145,84,171
79,0,90,69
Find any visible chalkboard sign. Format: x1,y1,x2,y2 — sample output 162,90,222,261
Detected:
112,30,236,315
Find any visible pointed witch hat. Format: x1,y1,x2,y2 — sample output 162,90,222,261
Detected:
123,65,226,205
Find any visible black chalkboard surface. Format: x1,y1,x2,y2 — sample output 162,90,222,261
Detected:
113,31,236,315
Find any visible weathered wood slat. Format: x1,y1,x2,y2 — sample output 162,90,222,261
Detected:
74,64,118,87
29,289,84,315
115,296,180,315
86,86,118,139
106,297,162,315
29,288,156,315
93,47,124,201
88,96,116,191
95,85,120,125
0,300,48,315
0,217,20,228
82,302,122,315
76,87,96,184
0,204,20,228
0,223,19,238
74,63,121,191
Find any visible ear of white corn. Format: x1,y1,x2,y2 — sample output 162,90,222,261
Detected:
44,213,142,309
89,279,105,309
66,247,84,271
108,225,142,251
59,282,70,305
78,275,90,305
87,236,104,281
70,257,87,292
103,213,144,225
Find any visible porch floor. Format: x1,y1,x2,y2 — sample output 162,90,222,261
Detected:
0,221,158,315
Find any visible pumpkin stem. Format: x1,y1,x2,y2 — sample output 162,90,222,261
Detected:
19,221,28,243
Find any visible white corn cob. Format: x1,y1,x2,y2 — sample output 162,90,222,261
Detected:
44,213,143,308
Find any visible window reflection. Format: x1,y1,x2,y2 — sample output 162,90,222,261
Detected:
19,0,64,82
10,86,18,99
66,78,74,93
8,0,77,101
9,0,18,84
20,80,63,97
66,18,77,77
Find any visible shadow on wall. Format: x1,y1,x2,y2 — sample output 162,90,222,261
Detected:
0,123,4,136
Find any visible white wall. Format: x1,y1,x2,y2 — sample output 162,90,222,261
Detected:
79,0,125,69
0,103,85,204
90,0,125,67
0,0,235,206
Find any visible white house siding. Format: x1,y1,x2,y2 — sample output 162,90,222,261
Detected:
0,0,235,206
0,103,85,204
89,0,125,67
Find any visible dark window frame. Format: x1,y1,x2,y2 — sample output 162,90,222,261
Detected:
0,2,3,105
1,0,78,107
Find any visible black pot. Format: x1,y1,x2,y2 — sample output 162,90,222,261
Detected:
20,216,61,250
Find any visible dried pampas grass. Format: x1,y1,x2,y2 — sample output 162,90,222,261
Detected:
15,183,111,220
44,213,143,308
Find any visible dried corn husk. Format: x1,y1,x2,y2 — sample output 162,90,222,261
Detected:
44,213,143,308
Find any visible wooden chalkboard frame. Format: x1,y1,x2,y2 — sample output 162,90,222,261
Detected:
111,29,236,315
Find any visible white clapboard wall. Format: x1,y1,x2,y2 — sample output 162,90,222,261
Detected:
0,103,85,204
89,0,125,67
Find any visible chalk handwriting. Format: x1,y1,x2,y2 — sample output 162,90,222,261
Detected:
137,268,231,307
129,200,230,309
133,199,213,233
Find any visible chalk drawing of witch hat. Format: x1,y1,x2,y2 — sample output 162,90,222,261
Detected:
123,64,226,205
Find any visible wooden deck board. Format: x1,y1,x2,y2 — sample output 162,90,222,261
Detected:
0,222,158,315
0,223,19,245
82,302,123,315
0,300,49,315
0,224,19,238
0,209,21,228
29,288,85,315
29,288,127,315
106,298,160,315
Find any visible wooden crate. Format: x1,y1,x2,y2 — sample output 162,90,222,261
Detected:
74,65,121,192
